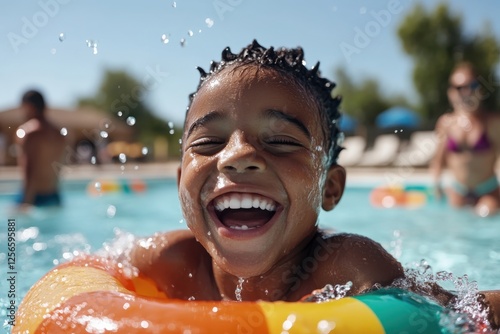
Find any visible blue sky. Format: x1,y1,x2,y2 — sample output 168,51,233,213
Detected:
1,0,500,126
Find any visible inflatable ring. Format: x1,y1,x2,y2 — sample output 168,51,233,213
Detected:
87,179,147,196
13,255,445,334
370,185,429,208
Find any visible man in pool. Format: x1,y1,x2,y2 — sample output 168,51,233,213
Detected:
131,40,500,329
16,89,66,208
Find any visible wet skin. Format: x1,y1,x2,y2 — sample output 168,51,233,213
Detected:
131,65,405,302
130,63,500,329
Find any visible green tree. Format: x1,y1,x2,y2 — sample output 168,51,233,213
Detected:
398,3,500,122
334,68,410,126
77,69,182,159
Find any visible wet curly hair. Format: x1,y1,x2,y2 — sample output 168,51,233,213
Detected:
186,39,343,165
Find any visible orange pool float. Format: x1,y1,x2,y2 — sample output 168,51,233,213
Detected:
13,255,446,333
370,185,428,208
87,179,147,196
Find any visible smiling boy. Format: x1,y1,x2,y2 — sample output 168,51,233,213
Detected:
131,40,500,328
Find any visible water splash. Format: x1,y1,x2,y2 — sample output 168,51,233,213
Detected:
95,229,138,278
302,282,353,302
391,260,493,333
235,277,244,301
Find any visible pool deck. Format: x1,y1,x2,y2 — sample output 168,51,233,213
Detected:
0,161,436,186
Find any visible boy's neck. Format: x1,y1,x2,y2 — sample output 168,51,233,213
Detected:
211,230,319,302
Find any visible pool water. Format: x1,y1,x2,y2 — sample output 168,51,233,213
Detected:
1,178,499,330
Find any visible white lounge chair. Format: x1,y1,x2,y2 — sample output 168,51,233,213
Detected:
337,136,366,166
357,134,401,167
393,131,438,167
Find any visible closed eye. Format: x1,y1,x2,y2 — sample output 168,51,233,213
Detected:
188,137,225,154
266,138,302,146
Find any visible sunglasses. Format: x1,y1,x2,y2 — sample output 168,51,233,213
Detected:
449,80,480,92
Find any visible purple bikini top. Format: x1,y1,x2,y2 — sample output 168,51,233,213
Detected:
446,132,492,153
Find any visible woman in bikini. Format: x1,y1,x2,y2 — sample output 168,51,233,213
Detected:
431,62,500,217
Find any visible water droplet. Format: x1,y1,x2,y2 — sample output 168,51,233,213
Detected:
50,48,57,55
117,111,123,117
188,273,193,278
188,296,195,301
60,127,68,136
179,219,185,224
168,121,174,128
140,321,149,329
336,132,345,146
16,129,26,138
94,181,102,192
169,129,175,135
205,18,214,28
107,205,116,218
59,33,65,42
85,39,98,54
188,30,194,37
207,231,211,236
118,153,127,163
104,122,111,129
282,314,296,331
126,116,136,126
235,277,244,301
90,156,97,164
172,1,176,8
317,320,336,333
161,34,170,44
180,38,186,47
100,131,108,138
141,147,148,155
123,303,130,310
212,307,218,313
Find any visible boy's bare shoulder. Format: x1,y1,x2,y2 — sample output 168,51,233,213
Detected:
131,229,205,269
318,232,404,294
130,229,213,298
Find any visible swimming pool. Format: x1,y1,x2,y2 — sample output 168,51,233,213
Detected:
1,177,499,331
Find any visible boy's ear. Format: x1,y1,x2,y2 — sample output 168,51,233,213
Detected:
177,166,182,187
322,164,346,211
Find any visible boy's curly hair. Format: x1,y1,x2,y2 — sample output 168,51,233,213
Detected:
186,39,343,165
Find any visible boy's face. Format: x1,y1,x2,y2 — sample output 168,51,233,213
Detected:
178,65,345,277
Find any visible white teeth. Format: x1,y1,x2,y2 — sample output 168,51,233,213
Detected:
229,197,240,209
214,194,277,212
241,194,252,208
229,225,249,230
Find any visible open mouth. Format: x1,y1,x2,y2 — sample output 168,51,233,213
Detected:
212,193,277,230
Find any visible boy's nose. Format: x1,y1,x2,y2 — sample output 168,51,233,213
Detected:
217,134,265,173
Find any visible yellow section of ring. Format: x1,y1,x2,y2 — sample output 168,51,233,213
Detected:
259,298,385,334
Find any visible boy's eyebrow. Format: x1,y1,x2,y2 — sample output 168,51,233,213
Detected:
186,111,226,139
265,109,311,139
